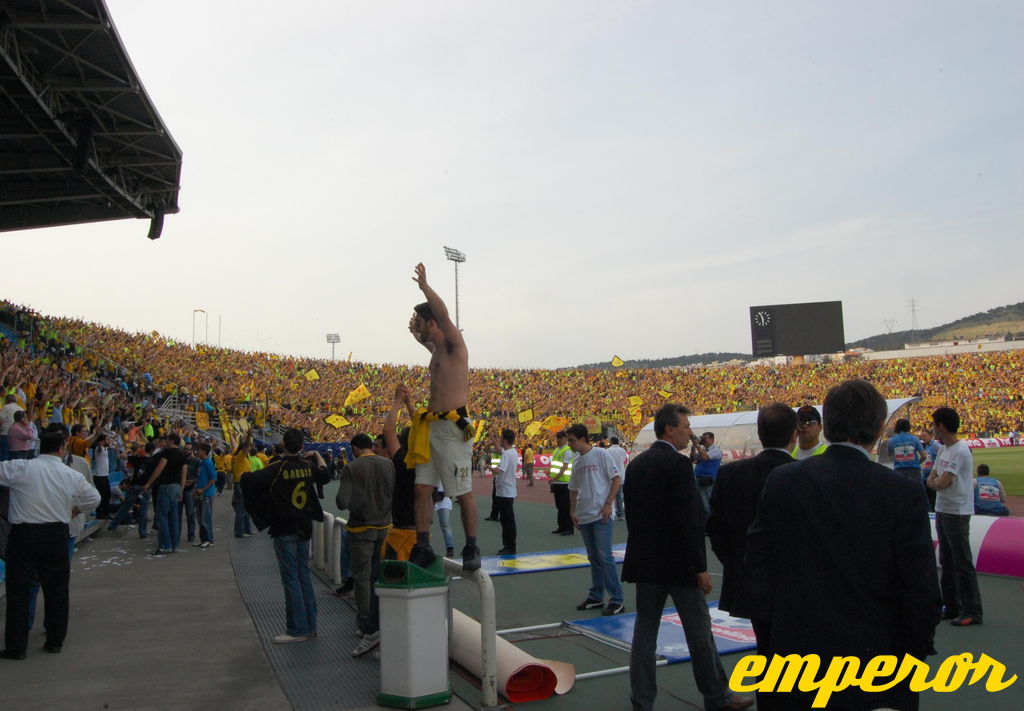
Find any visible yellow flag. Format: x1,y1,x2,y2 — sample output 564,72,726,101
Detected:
541,415,570,432
474,420,488,443
517,408,534,424
304,368,320,382
658,388,673,399
628,395,643,407
344,383,371,407
324,413,350,429
615,370,628,378
218,412,233,448
630,407,643,425
611,355,625,367
195,411,210,430
524,421,543,438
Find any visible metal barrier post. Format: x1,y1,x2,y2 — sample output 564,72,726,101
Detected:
441,558,499,710
311,518,325,571
328,516,343,584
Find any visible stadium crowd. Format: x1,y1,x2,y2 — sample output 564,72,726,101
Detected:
2,299,1022,452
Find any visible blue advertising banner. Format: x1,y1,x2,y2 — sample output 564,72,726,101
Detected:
565,604,757,663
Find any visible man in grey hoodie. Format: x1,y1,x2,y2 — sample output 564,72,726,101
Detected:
336,433,395,656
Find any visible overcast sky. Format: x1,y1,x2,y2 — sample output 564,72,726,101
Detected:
7,1,1022,368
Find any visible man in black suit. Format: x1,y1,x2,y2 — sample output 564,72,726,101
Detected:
707,402,797,663
746,380,941,710
622,403,753,711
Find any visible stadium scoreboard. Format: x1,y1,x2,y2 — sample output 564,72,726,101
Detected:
749,301,845,357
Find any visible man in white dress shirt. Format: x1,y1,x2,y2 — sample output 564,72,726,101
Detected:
0,428,99,660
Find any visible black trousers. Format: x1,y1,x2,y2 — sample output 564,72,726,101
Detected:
488,479,500,520
93,476,111,518
936,512,983,620
493,496,516,551
551,483,571,532
4,522,70,654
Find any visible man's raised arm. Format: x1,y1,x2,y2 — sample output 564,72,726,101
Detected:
413,263,463,347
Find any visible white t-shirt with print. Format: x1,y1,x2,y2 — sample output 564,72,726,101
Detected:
934,440,974,516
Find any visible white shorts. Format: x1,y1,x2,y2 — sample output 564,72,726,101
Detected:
414,419,473,497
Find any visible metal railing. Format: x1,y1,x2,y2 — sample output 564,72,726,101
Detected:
310,515,499,709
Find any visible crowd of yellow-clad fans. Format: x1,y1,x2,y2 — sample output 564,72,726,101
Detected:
2,300,1022,447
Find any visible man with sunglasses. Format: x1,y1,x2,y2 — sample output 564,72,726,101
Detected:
792,405,827,460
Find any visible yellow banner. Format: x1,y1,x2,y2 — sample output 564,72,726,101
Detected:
194,411,210,430
582,414,602,434
344,383,371,407
611,355,625,367
658,388,673,399
629,407,643,425
524,421,543,438
304,368,320,382
517,408,534,424
628,395,643,407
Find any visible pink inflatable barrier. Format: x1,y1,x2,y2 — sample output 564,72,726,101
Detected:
964,438,1022,449
930,514,1024,578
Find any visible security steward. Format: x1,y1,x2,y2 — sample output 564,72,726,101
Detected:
549,430,575,535
1,427,100,660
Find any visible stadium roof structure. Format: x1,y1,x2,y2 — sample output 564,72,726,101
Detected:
0,0,181,238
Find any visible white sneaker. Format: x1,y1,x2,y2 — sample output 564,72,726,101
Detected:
351,631,380,657
273,633,308,644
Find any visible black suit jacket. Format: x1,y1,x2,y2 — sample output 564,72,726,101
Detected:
745,445,941,710
622,440,705,587
707,447,794,618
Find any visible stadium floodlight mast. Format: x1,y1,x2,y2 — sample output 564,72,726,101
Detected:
443,246,466,329
326,332,340,360
192,309,207,348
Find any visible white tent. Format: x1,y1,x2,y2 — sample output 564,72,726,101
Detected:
630,397,922,462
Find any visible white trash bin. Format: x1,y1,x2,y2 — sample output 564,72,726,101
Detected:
376,559,451,709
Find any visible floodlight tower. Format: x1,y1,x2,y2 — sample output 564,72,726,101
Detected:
192,309,207,348
326,333,340,361
443,246,466,329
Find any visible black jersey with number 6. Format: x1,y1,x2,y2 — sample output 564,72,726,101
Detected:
242,455,331,539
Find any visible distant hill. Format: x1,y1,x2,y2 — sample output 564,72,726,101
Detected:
570,300,1024,369
571,352,754,370
847,300,1024,351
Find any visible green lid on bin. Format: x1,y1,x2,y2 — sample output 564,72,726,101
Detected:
377,559,448,589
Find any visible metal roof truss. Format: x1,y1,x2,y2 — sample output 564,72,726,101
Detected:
0,0,182,237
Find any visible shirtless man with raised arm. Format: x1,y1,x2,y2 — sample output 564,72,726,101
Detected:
407,263,480,571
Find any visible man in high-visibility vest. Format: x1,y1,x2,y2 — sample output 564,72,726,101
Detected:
549,430,574,535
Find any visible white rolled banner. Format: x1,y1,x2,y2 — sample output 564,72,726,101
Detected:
451,609,576,703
